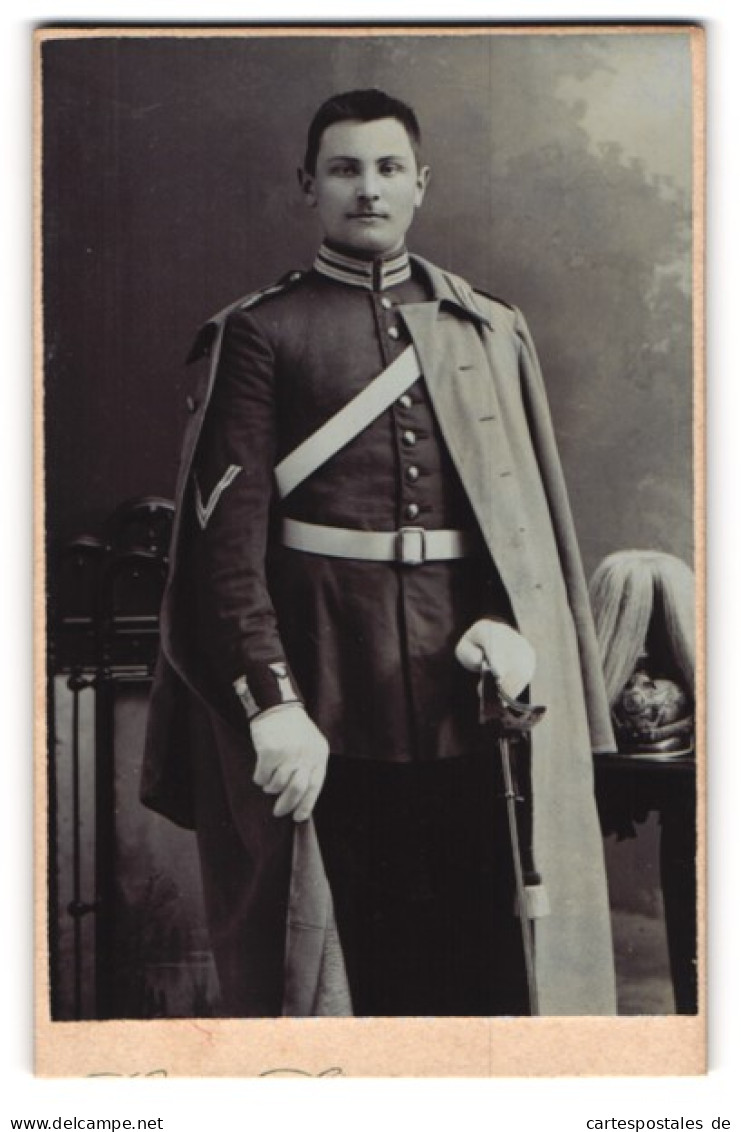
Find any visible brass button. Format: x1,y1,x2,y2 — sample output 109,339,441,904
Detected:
398,394,413,409
387,326,400,340
402,430,416,446
406,465,420,483
405,502,420,520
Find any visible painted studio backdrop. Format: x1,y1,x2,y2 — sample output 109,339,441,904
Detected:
42,30,696,1020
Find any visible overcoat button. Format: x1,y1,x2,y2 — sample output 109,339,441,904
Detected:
405,503,420,520
406,465,420,483
381,297,394,310
398,394,413,409
186,395,199,413
402,430,416,446
388,326,400,340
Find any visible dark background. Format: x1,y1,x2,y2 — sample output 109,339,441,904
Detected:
42,30,694,576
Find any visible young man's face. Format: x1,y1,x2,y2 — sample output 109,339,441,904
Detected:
300,117,430,256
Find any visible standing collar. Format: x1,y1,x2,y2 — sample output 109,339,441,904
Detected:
313,242,412,292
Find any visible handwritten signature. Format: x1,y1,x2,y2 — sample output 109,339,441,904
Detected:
87,1067,345,1078
87,1070,168,1078
260,1067,345,1078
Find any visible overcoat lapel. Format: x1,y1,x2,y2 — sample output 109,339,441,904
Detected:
400,302,506,548
399,301,553,629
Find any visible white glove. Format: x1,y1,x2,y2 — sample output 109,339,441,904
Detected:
250,703,329,822
455,619,536,699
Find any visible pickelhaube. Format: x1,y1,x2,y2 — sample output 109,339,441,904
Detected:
612,667,694,758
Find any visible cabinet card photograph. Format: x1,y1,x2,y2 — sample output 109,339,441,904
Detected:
36,24,704,1077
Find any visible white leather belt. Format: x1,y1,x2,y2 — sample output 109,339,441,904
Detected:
281,518,477,565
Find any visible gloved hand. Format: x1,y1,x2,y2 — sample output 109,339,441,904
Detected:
455,619,536,698
250,703,329,822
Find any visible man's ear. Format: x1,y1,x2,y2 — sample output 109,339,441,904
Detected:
297,167,317,209
415,164,431,208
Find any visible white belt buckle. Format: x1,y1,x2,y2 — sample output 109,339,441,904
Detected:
397,526,426,565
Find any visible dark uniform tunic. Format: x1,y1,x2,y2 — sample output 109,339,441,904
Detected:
192,243,511,762
189,243,526,1015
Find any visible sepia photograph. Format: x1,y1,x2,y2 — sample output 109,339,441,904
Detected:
37,24,703,1076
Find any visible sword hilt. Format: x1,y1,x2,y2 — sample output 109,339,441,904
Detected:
478,663,546,734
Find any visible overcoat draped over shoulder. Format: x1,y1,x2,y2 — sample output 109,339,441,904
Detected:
141,255,617,1017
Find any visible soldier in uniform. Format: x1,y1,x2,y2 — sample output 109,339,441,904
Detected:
142,89,617,1017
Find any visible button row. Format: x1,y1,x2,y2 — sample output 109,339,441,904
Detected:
392,342,421,522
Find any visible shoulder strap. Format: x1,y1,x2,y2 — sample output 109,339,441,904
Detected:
187,271,306,364
275,345,422,500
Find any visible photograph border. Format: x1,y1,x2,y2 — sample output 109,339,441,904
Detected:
34,21,706,1078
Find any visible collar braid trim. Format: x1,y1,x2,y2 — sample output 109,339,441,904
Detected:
314,243,411,291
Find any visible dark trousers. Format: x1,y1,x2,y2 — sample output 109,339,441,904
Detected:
313,752,530,1017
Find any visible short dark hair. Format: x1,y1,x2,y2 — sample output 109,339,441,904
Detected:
303,89,422,175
